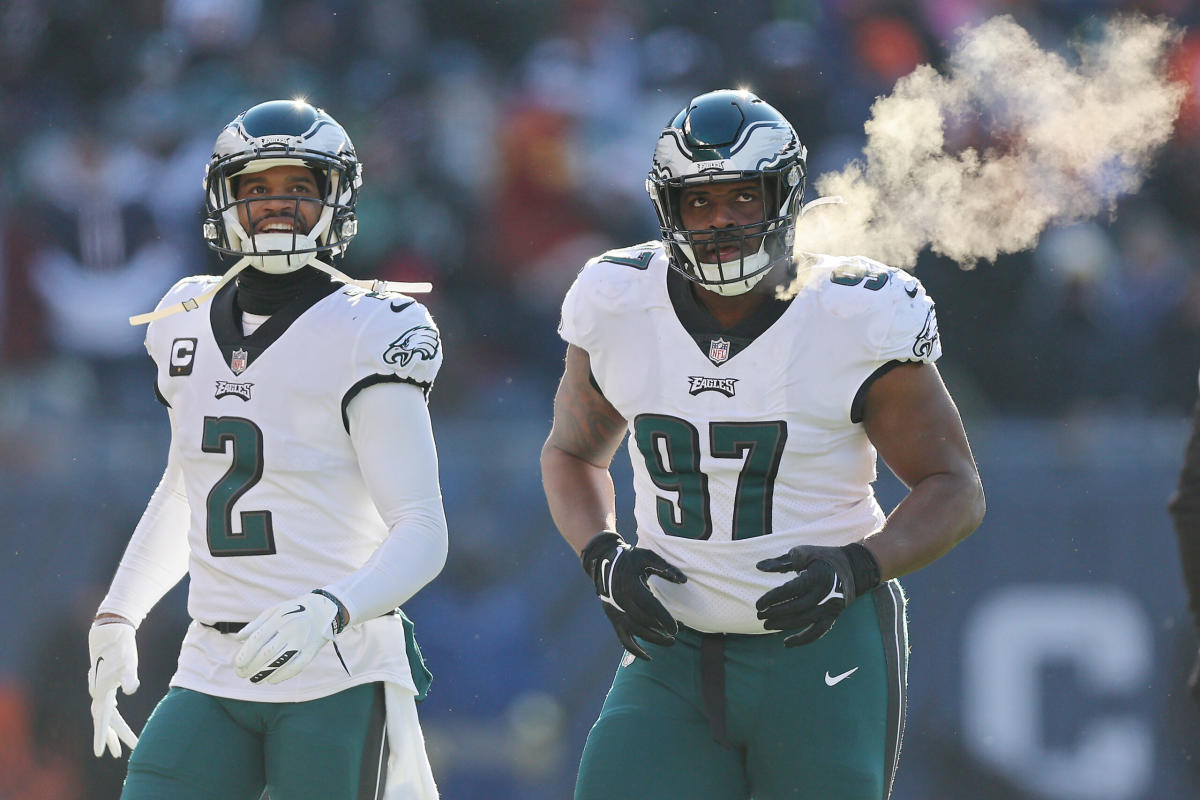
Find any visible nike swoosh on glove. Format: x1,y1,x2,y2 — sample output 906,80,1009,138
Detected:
581,531,687,661
755,543,881,647
88,622,141,757
233,592,342,684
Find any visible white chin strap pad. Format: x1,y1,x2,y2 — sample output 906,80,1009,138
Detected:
243,233,320,273
702,272,769,296
684,241,772,296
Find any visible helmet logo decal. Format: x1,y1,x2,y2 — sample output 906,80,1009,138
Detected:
694,159,731,173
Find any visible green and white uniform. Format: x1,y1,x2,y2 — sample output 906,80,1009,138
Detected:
100,274,445,799
146,275,440,703
560,242,937,799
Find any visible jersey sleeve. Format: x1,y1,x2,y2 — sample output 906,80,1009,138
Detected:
327,382,449,622
816,257,942,368
96,412,191,627
351,296,443,400
559,245,659,352
871,269,942,365
143,275,220,366
559,266,594,351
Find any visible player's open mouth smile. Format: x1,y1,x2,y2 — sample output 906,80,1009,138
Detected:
255,219,301,235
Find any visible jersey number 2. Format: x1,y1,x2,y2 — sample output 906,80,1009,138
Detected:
633,415,787,540
201,416,276,557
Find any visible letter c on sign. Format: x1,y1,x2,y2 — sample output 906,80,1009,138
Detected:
962,584,1152,799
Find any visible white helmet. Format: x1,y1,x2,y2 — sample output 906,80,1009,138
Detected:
647,89,806,295
203,99,361,274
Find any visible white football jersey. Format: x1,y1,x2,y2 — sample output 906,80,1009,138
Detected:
145,274,442,702
560,243,941,634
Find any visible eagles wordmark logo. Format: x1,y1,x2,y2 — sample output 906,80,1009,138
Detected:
215,381,253,401
688,376,738,397
383,326,440,368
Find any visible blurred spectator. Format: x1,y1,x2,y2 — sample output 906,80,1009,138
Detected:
164,0,261,55
1019,223,1127,414
0,681,80,800
1155,266,1200,412
23,128,189,411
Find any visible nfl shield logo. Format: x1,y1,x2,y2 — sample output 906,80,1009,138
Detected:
231,348,248,374
708,338,730,364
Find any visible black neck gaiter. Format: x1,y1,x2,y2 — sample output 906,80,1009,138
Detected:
235,265,328,315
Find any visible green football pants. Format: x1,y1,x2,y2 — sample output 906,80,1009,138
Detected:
122,683,386,800
575,581,908,800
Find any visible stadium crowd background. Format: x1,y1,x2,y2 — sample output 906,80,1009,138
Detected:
2,0,1200,798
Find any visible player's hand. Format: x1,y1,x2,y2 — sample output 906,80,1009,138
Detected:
580,531,687,661
756,543,880,647
87,621,140,758
233,591,344,684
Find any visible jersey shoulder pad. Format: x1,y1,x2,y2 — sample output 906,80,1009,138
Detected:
144,275,222,356
807,256,908,315
562,242,667,349
156,274,222,310
584,241,664,272
810,255,940,363
579,241,666,301
356,296,443,387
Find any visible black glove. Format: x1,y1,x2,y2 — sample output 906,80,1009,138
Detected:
581,531,687,661
755,543,881,647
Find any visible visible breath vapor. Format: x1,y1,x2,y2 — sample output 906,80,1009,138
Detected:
790,14,1186,277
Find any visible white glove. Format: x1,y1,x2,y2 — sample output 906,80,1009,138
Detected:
87,622,141,758
233,592,343,685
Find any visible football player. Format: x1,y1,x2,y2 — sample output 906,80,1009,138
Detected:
87,100,446,799
541,89,986,798
1169,388,1200,709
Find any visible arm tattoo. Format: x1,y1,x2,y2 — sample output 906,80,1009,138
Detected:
549,348,627,466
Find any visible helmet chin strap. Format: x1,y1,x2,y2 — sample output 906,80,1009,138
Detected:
129,257,253,325
305,259,433,296
129,258,433,326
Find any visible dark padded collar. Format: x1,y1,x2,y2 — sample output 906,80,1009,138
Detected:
666,265,794,366
209,270,340,374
